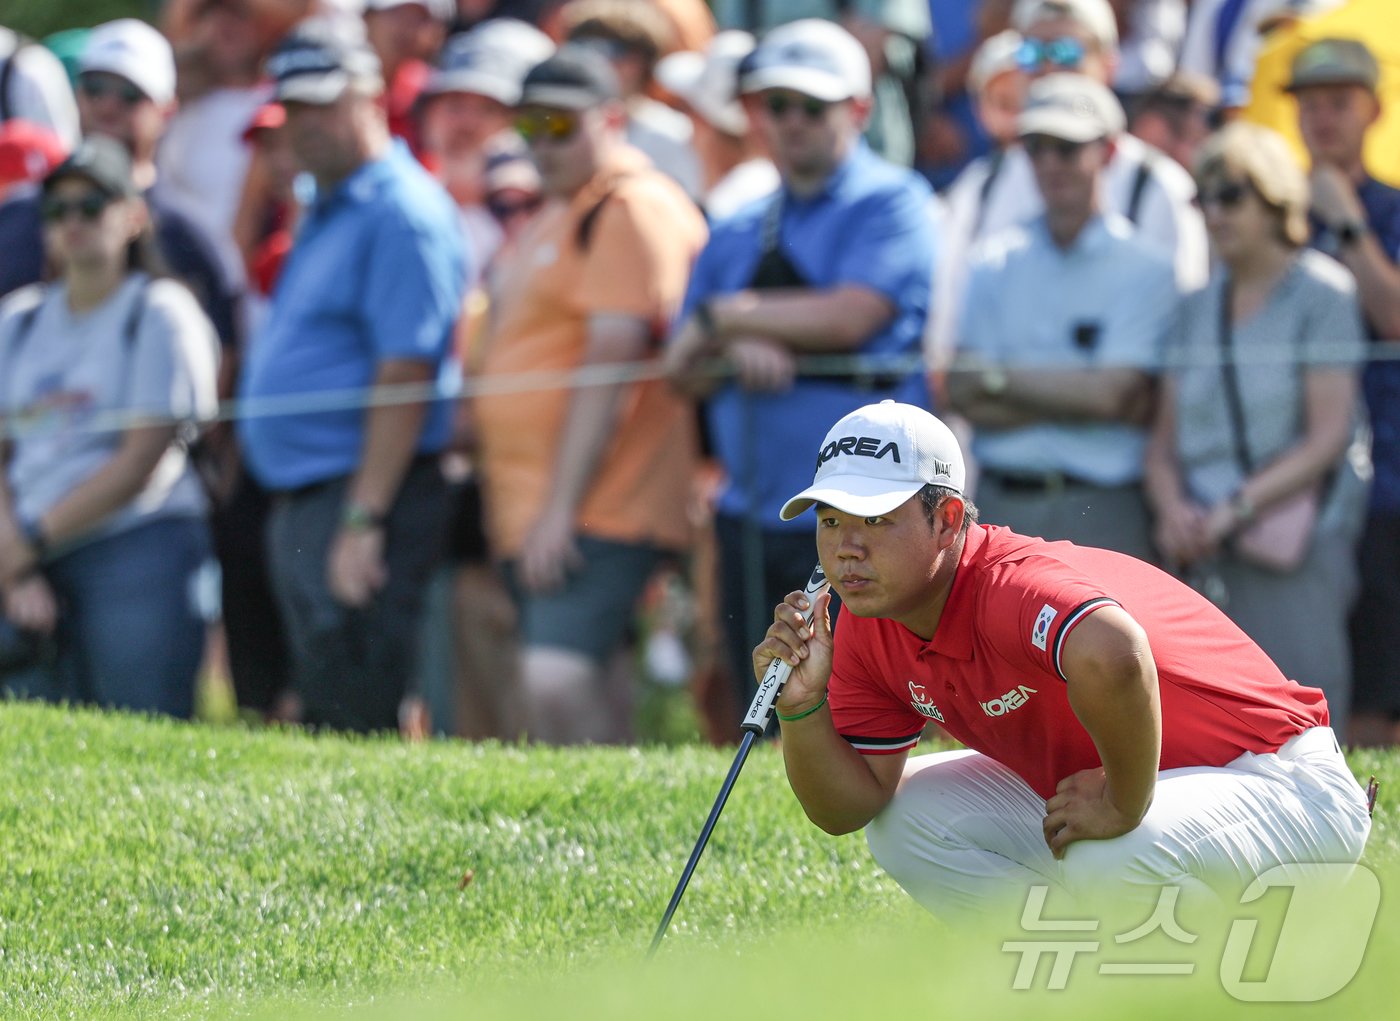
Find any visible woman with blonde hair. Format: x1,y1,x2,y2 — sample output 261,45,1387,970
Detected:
1144,121,1368,738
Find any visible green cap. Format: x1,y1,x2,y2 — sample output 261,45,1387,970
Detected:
1286,38,1380,93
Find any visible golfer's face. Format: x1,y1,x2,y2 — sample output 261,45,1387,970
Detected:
814,495,946,628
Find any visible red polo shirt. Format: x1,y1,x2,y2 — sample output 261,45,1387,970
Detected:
829,525,1328,799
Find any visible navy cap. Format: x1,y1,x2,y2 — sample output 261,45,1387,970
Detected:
267,16,383,104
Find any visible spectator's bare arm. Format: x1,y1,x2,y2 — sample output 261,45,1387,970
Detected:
518,312,652,593
708,285,894,352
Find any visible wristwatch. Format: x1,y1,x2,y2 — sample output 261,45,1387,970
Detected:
19,516,48,559
1335,219,1369,249
1229,490,1256,527
694,298,718,340
979,367,1010,397
341,503,386,532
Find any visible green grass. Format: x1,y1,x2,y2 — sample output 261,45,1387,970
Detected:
1,701,1397,1019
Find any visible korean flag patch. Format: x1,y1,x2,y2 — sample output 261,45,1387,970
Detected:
1031,603,1056,651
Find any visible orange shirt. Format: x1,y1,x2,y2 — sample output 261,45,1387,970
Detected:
475,146,708,558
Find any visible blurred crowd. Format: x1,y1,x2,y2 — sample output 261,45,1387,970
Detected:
1,0,1398,748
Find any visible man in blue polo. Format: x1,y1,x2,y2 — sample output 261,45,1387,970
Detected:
239,16,467,733
664,18,936,706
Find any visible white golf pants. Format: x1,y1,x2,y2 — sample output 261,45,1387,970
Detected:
864,727,1372,925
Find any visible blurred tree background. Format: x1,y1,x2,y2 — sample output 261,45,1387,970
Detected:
7,1,157,38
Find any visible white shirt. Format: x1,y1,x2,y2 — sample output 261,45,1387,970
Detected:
704,158,779,221
0,276,219,546
928,134,1208,367
155,86,267,288
626,97,702,200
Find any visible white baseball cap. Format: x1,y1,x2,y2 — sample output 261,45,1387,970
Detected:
969,30,1024,94
80,19,176,106
1017,72,1124,142
779,402,966,521
1012,0,1119,50
364,0,456,19
424,21,556,104
656,31,755,137
739,19,871,103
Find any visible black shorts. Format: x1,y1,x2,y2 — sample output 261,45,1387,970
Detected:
1349,512,1400,717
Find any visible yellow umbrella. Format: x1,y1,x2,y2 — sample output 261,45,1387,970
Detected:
1243,0,1400,186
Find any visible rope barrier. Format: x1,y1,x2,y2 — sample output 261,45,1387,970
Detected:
5,341,1400,443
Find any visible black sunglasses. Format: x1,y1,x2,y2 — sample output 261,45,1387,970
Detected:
1023,135,1090,160
78,74,147,106
763,93,830,121
41,192,113,224
1196,181,1251,209
487,194,543,222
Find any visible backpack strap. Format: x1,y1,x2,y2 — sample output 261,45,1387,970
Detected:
118,277,153,414
1126,154,1156,226
575,174,633,252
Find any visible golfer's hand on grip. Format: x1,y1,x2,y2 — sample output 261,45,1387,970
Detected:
754,589,834,718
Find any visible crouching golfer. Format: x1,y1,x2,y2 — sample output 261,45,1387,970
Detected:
758,400,1371,923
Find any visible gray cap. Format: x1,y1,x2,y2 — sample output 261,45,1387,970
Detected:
1285,38,1379,93
267,16,383,105
518,45,620,111
44,135,136,198
1017,72,1125,142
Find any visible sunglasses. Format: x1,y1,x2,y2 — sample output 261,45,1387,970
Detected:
1022,135,1090,160
1196,181,1251,209
487,194,543,222
763,93,831,121
78,74,147,106
1015,37,1087,72
515,110,581,144
40,192,113,224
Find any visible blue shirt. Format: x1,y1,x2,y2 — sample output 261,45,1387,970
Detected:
958,215,1178,485
1313,176,1400,514
678,142,936,531
239,142,467,490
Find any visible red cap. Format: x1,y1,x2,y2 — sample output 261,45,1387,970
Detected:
0,120,68,189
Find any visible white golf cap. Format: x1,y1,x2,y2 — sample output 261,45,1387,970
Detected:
364,0,456,19
779,401,966,521
80,19,176,106
424,20,556,104
1017,72,1124,142
1012,0,1118,50
656,30,755,137
968,30,1024,94
739,19,871,103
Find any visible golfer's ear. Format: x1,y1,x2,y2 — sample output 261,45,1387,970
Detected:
938,497,965,545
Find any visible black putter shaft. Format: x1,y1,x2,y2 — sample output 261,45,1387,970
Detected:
648,564,829,956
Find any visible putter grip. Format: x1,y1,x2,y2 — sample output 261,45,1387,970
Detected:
740,563,830,734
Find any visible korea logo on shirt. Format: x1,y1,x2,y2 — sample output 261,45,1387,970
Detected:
1031,603,1057,652
907,681,944,722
